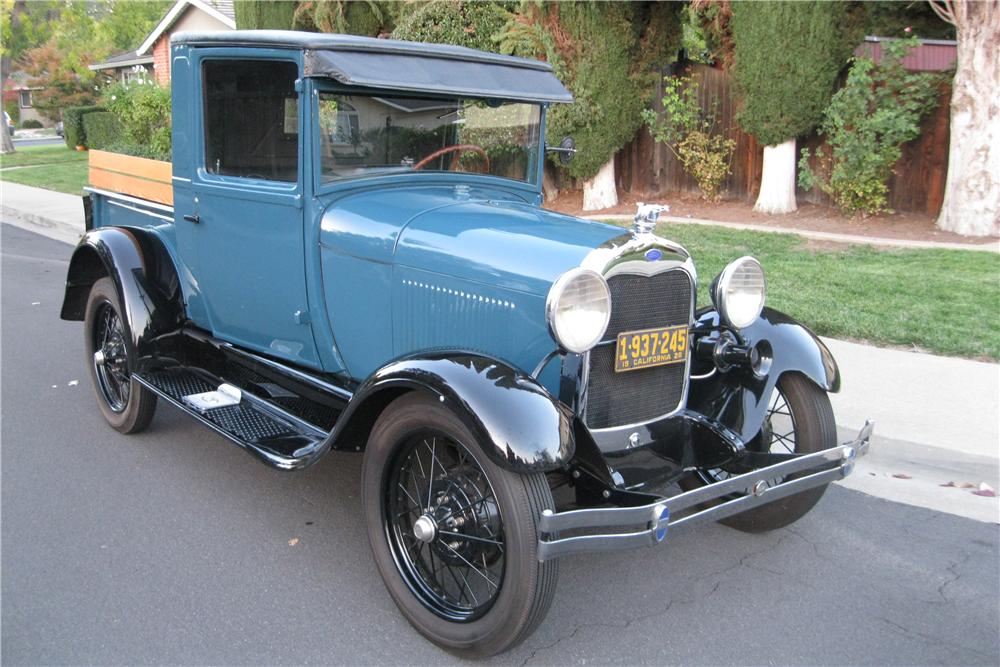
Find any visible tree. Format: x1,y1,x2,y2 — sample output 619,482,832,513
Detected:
95,0,173,53
391,1,511,51
501,2,682,210
294,0,396,36
727,1,865,214
928,0,999,237
22,40,98,122
234,0,297,30
2,0,55,153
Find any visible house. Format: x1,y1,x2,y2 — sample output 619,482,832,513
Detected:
89,0,235,86
4,70,49,127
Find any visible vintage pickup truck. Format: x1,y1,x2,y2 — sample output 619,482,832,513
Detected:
62,31,872,657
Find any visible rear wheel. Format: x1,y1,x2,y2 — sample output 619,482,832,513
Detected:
362,392,557,657
84,277,157,434
695,372,837,533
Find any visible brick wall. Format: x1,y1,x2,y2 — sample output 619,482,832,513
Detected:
153,36,171,86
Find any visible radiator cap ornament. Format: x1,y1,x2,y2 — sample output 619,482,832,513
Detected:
634,202,669,235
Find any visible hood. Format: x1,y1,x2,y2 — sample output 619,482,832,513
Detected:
320,186,627,295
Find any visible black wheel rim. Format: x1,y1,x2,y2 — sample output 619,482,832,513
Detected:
383,431,506,622
701,385,796,488
93,301,131,413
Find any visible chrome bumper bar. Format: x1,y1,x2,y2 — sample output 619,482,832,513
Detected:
537,420,875,561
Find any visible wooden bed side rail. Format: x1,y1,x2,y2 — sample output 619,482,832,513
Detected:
89,150,174,206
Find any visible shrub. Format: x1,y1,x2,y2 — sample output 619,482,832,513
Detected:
392,1,515,53
62,105,106,148
104,142,171,162
20,118,43,129
102,80,172,156
798,35,942,217
642,73,736,201
82,112,124,151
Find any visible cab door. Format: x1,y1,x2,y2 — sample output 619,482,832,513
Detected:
173,57,321,368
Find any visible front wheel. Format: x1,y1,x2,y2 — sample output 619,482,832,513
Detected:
693,372,837,533
362,392,558,658
84,277,157,434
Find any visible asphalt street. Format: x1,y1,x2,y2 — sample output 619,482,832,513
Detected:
2,223,998,666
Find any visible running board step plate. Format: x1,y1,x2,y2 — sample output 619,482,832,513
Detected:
136,367,328,469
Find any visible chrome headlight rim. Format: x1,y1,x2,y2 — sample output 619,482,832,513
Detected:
545,267,612,354
712,256,766,330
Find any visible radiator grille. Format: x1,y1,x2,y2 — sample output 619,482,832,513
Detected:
586,269,692,430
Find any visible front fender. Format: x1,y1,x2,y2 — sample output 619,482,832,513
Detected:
60,227,184,371
688,306,840,443
327,352,576,474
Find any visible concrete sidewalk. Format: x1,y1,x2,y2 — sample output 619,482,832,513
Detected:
2,180,998,521
1,181,87,246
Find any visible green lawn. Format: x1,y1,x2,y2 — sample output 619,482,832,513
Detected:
637,221,1000,361
1,160,90,196
0,143,87,168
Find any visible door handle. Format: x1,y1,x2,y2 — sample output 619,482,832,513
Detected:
183,213,200,224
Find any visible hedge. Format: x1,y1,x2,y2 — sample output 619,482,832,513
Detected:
63,105,106,149
82,112,124,151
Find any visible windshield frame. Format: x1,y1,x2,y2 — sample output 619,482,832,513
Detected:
310,80,548,195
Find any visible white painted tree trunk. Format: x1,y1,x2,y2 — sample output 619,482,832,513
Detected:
935,0,1000,237
582,158,618,211
753,139,797,215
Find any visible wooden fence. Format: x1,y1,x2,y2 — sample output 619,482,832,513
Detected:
609,63,951,216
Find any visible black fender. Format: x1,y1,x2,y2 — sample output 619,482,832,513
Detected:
60,227,185,372
687,306,840,444
323,352,576,474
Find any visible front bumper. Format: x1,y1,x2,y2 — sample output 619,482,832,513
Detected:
537,420,874,561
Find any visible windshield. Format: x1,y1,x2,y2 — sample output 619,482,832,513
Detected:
317,92,541,186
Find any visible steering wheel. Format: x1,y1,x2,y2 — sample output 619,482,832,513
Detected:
412,144,490,173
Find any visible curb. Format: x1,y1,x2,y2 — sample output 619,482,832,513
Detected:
1,205,84,243
583,214,1000,253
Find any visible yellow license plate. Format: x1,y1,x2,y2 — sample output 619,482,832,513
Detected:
614,325,689,372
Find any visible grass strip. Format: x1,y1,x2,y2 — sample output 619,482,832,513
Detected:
0,144,88,169
1,161,90,196
638,221,1000,361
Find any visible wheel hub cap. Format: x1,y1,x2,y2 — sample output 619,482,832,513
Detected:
413,514,437,543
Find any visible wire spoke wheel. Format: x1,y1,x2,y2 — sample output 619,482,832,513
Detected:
84,277,157,434
387,433,506,621
363,392,558,657
691,372,837,533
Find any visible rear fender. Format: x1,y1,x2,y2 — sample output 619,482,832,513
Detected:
688,306,839,443
328,352,576,474
60,227,184,372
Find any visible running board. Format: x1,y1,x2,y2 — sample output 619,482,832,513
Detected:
136,367,330,470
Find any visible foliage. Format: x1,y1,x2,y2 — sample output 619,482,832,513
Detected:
94,1,173,53
1,1,56,65
798,36,942,217
642,73,736,201
690,0,735,68
4,90,20,123
101,80,171,155
81,110,122,150
603,219,1000,360
62,104,104,148
729,1,866,147
295,0,396,36
22,41,99,121
234,0,296,29
19,118,42,128
391,1,514,52
103,141,170,162
867,1,955,40
500,1,683,181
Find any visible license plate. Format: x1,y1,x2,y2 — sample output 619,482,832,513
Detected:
614,325,689,372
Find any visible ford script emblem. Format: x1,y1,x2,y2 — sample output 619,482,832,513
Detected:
645,249,662,262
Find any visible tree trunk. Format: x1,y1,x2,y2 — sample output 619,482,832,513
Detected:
753,139,797,214
582,158,618,211
0,2,26,155
934,1,1000,237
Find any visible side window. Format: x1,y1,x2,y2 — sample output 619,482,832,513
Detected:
203,59,299,183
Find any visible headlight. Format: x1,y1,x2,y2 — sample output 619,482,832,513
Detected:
711,256,766,330
546,268,612,354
